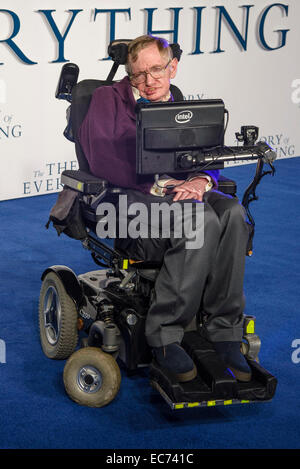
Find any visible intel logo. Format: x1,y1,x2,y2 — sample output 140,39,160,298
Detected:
175,110,193,124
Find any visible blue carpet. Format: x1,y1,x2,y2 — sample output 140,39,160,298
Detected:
0,158,299,449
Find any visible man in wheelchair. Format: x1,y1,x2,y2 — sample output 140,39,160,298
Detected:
41,34,277,408
78,35,251,383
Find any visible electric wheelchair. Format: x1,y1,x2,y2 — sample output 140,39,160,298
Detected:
39,40,277,409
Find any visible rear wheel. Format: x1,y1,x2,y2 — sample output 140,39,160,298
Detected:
39,272,78,359
63,347,121,407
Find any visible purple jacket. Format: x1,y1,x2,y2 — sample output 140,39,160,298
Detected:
78,76,219,193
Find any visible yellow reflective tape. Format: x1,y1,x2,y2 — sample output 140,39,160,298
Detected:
207,400,216,406
241,400,250,404
175,403,185,409
224,400,233,406
246,320,255,334
122,259,129,269
77,182,83,191
187,402,199,408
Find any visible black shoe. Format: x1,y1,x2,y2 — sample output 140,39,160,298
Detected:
153,343,197,383
213,341,252,382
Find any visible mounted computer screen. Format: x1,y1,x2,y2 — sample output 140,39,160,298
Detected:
136,99,225,175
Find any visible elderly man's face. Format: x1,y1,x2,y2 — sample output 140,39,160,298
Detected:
129,43,178,102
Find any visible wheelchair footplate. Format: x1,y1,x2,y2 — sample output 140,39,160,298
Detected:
149,331,277,410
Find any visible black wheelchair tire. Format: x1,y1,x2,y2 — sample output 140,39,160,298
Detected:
39,271,78,359
63,347,121,408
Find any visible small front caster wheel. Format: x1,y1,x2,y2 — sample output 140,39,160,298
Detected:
63,347,121,408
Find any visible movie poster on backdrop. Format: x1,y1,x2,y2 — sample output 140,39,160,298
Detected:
0,0,299,200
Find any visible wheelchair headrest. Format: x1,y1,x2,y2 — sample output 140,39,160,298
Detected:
107,39,183,64
108,40,132,64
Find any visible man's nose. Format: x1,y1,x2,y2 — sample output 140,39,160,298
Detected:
145,72,155,86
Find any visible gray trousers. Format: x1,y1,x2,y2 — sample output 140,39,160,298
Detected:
117,190,250,347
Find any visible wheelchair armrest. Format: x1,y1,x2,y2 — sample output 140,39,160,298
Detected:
61,169,129,219
61,169,126,210
61,169,109,195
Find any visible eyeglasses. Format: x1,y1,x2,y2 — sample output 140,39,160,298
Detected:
129,60,171,85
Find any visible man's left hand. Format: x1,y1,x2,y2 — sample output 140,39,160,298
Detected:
170,178,209,202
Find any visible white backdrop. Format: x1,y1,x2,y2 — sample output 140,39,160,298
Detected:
0,0,299,200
